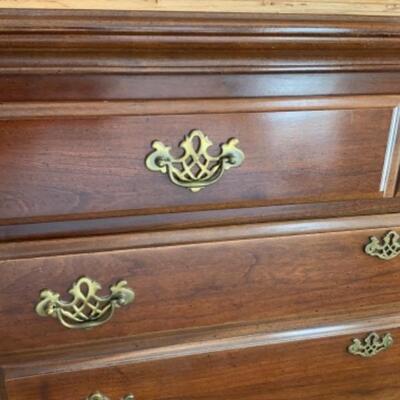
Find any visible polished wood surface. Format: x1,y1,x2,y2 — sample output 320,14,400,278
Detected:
5,199,400,242
3,74,400,102
1,0,400,17
1,10,400,400
0,11,400,74
0,11,400,241
4,310,400,380
3,95,400,119
3,213,400,261
5,328,400,400
1,221,400,355
0,108,391,224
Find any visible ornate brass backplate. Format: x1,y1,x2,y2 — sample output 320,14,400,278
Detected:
365,230,400,260
348,332,393,358
145,129,245,192
36,277,135,329
86,392,134,400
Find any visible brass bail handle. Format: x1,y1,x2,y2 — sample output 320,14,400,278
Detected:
348,332,393,358
36,276,135,330
145,129,245,192
365,230,400,260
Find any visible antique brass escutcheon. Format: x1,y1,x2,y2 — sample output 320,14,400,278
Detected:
145,129,245,192
348,332,393,357
365,230,400,260
86,392,134,400
36,277,135,329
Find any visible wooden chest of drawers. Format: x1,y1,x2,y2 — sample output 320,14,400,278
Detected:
2,9,400,400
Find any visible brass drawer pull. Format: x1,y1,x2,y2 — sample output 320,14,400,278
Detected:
145,129,245,192
365,230,400,260
87,392,134,400
36,277,135,330
348,332,393,357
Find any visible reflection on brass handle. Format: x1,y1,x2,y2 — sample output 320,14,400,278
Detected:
87,392,134,400
365,230,400,260
145,129,245,192
36,277,135,330
348,332,393,357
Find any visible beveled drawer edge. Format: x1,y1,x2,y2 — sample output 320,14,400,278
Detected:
1,213,400,261
0,95,399,121
3,309,400,381
381,105,400,197
3,199,400,243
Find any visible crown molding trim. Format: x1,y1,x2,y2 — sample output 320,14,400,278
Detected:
1,9,400,73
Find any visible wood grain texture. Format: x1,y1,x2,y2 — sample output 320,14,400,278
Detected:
1,223,400,355
1,0,400,17
1,11,400,399
3,74,400,102
5,199,400,242
2,9,399,240
0,108,392,225
0,10,400,74
5,328,400,400
3,309,400,378
3,213,400,261
1,95,400,120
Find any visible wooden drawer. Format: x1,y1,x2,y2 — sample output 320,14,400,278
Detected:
4,327,400,400
2,216,400,355
0,103,394,226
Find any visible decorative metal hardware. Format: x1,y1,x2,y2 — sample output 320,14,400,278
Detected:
36,277,135,330
145,129,245,192
86,392,134,400
348,332,393,358
365,230,400,260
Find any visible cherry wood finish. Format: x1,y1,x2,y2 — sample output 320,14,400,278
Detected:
2,10,400,400
5,328,400,400
0,108,391,224
3,73,400,102
0,10,400,74
4,310,400,382
2,213,400,261
0,11,400,240
1,222,400,355
2,95,400,120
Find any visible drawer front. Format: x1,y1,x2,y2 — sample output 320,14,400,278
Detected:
5,329,400,400
2,222,400,354
0,104,393,225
